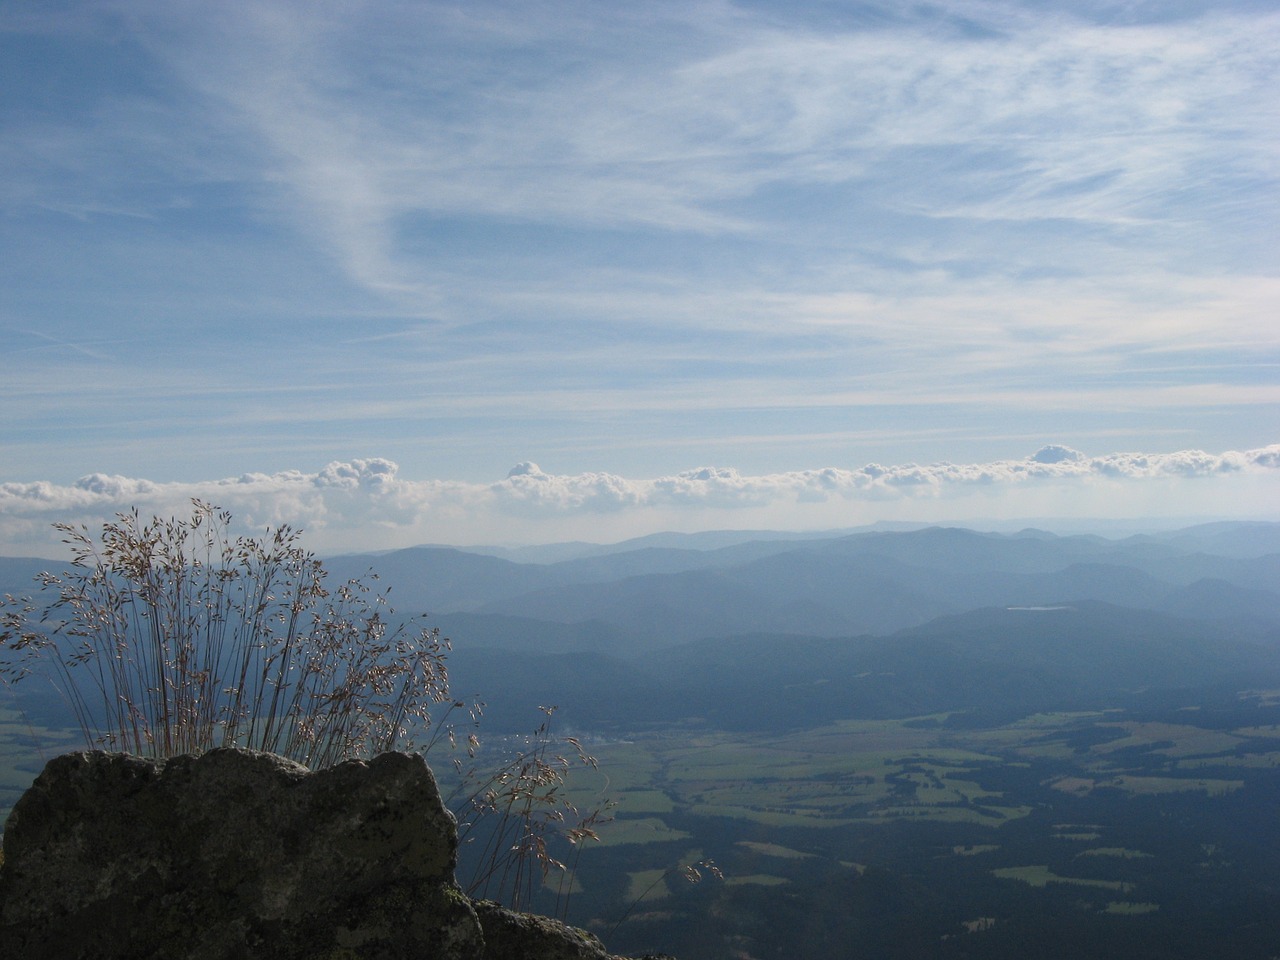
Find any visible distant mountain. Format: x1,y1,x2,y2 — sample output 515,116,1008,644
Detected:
435,524,1280,646
321,546,563,613
1161,577,1280,624
0,556,56,592
440,600,1280,732
1148,520,1280,558
428,523,916,564
3,521,1277,734
430,612,644,659
299,524,1280,669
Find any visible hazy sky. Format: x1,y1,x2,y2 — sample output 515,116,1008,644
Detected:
2,0,1277,554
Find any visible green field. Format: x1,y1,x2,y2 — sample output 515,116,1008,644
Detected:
585,719,1051,831
5,690,1280,960
538,692,1280,960
992,865,1134,892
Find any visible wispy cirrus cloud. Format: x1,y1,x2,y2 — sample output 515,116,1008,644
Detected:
1,445,1276,557
1,2,1276,493
55,0,1272,300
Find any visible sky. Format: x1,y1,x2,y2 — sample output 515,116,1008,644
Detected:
2,0,1277,556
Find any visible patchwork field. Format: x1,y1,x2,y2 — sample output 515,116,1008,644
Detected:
584,706,1280,846
3,690,1280,960
548,695,1280,959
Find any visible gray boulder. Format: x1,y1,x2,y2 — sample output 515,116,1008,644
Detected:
0,749,662,960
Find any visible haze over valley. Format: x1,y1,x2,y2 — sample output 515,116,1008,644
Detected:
5,519,1280,958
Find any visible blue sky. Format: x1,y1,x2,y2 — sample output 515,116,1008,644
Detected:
2,0,1277,554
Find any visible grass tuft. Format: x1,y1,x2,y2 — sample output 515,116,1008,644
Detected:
0,499,458,768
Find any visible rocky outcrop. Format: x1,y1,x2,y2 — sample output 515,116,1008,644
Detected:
0,749,667,960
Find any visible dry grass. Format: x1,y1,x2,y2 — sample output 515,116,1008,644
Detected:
1,501,458,768
447,706,615,915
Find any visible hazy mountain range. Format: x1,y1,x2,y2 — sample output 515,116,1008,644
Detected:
340,521,1280,730
4,521,1278,733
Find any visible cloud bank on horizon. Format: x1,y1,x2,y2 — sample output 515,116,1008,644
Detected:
1,444,1276,556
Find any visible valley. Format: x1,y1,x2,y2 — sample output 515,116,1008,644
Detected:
549,693,1280,959
3,520,1279,958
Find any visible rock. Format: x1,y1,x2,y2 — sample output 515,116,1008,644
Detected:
474,899,615,960
0,749,659,960
473,899,680,960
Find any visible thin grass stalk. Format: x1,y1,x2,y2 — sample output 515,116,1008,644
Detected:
260,563,310,751
0,500,454,769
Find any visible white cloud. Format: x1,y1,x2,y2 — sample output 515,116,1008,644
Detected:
313,458,399,490
97,0,1277,300
1,2,1275,503
0,444,1275,557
